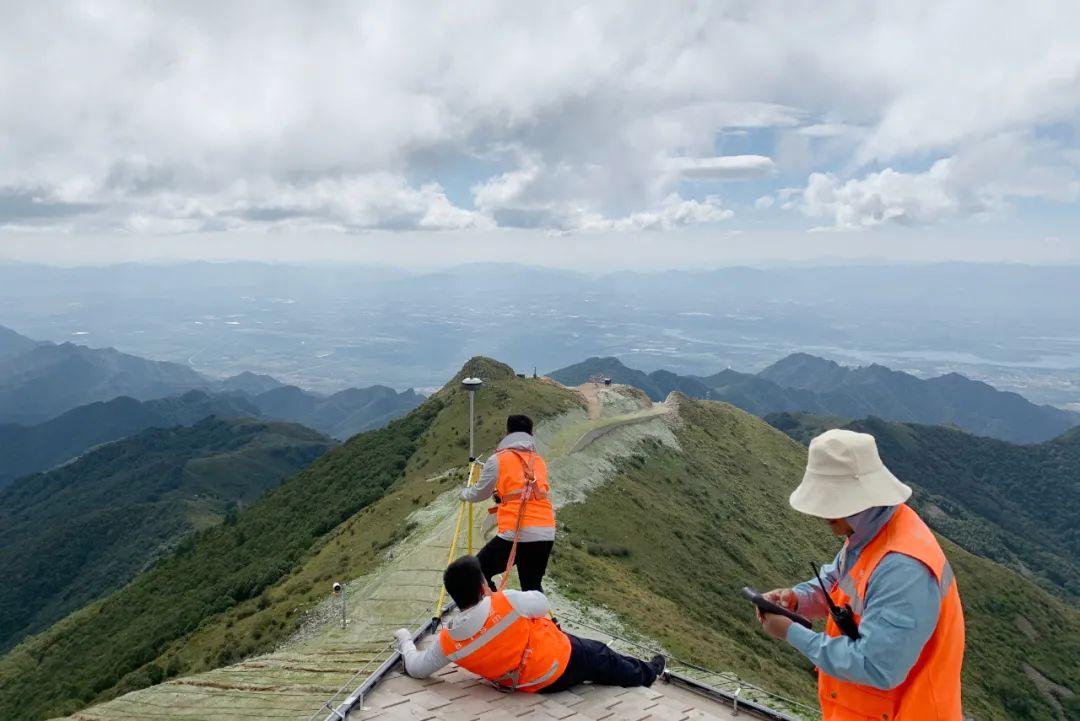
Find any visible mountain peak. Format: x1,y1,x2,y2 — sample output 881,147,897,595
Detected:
449,356,518,386
758,352,850,391
217,370,283,395
765,352,842,372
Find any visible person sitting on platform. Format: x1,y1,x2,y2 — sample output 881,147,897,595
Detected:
395,555,665,693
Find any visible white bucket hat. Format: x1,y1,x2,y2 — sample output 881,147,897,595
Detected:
789,429,912,519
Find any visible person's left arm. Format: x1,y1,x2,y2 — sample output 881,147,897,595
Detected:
782,554,942,690
394,629,451,678
461,455,499,503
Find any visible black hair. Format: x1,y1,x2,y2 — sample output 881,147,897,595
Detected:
506,414,533,435
444,555,486,609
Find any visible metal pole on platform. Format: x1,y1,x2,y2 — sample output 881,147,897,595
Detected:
462,377,482,461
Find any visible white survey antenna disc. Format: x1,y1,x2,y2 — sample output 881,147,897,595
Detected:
461,377,483,388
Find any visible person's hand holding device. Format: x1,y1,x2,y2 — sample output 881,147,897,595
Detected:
741,587,811,640
757,588,798,620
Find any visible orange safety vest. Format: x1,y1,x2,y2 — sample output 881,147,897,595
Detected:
819,504,965,721
494,448,555,535
438,591,571,692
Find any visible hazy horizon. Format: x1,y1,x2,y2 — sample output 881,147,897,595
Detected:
2,262,1077,412
3,237,1080,272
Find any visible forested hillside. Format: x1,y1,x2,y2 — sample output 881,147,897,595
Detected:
0,418,334,652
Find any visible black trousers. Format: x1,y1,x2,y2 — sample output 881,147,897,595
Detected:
477,536,553,593
541,633,658,693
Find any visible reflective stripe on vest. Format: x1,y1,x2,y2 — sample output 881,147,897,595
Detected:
497,659,563,690
820,504,965,721
443,608,523,662
437,591,570,693
494,449,555,534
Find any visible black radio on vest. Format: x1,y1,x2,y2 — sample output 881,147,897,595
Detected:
813,563,861,640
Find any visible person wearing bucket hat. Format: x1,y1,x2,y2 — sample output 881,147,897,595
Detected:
757,429,965,721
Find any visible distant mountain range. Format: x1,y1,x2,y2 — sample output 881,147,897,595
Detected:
0,417,334,653
0,325,43,361
0,326,424,485
0,336,208,425
769,412,1080,602
249,384,424,441
551,353,1080,443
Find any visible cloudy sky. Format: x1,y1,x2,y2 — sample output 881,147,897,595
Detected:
1,1,1079,267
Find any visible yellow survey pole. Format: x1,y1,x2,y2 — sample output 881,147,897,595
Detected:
434,376,484,621
434,498,468,619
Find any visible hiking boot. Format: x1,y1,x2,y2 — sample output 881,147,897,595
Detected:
646,654,667,685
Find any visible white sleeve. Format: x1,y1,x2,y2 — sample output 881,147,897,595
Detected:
400,635,452,679
505,590,551,619
461,455,499,502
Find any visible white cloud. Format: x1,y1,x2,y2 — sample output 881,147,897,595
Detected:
797,133,1080,230
472,151,733,231
754,195,775,210
799,161,985,231
670,156,775,180
795,124,862,139
596,194,734,231
0,2,1078,236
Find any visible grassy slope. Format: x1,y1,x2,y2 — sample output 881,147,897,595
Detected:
553,396,1079,721
553,398,836,703
0,418,334,653
0,358,582,721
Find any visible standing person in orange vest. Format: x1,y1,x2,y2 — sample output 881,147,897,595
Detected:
395,556,664,692
461,414,555,592
757,429,965,721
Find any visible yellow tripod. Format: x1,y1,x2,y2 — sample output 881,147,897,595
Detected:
433,460,482,619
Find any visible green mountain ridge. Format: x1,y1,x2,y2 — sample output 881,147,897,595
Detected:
0,326,422,433
249,383,424,440
0,380,423,490
0,390,263,488
0,361,1076,721
0,339,210,425
550,355,1080,443
0,417,335,654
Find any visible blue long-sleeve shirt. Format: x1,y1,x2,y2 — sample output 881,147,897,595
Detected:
785,505,942,690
